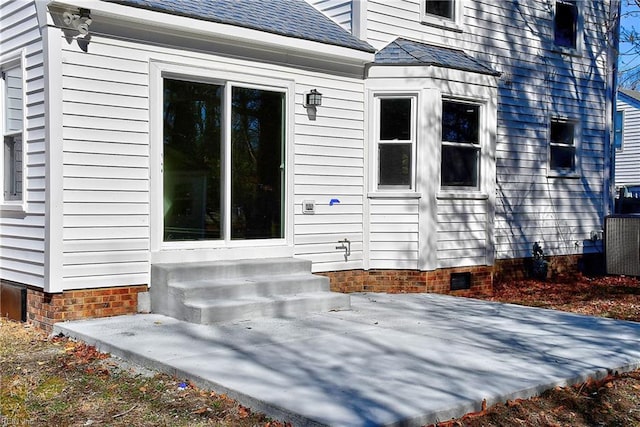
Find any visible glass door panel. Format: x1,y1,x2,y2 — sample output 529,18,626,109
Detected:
231,87,284,239
163,79,222,241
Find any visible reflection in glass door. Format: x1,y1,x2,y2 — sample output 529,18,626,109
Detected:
231,87,284,239
162,78,284,242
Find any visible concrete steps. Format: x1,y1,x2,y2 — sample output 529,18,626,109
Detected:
150,258,350,324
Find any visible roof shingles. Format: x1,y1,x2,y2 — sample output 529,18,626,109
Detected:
104,0,375,52
375,38,499,76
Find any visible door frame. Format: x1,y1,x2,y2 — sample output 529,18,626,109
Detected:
149,60,295,263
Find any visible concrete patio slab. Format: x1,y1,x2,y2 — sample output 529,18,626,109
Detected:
54,293,640,427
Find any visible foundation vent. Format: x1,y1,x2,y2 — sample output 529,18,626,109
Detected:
450,272,471,291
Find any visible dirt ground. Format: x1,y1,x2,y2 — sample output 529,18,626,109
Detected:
1,274,639,426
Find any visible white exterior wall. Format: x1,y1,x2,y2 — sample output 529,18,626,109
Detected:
364,0,611,262
0,0,46,288
365,69,497,271
54,22,367,289
615,95,640,188
306,0,353,33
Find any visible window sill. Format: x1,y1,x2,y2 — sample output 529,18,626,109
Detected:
1,202,26,213
552,45,582,57
420,16,463,33
548,171,580,179
437,191,489,200
368,191,422,199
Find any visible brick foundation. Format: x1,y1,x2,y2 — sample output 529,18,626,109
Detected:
26,284,148,333
6,253,591,332
319,265,494,297
493,254,585,284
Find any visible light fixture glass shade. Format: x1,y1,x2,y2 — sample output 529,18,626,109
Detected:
306,89,322,106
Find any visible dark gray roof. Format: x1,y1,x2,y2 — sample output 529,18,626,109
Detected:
619,88,640,103
374,38,499,75
104,0,375,53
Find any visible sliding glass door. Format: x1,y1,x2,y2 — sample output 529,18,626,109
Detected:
163,78,284,242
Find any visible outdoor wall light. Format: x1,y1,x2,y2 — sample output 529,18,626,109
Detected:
306,89,322,107
63,8,92,35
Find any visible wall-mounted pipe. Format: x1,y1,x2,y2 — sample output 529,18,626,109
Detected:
336,238,351,261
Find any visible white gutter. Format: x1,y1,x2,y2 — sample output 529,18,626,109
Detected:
48,0,374,67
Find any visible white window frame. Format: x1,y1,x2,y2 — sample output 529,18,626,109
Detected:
421,0,463,31
149,60,295,261
548,116,580,178
440,98,483,191
1,51,25,208
553,0,583,54
373,94,418,191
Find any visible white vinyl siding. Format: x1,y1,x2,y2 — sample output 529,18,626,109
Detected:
305,0,353,32
56,26,366,288
0,0,46,288
368,197,419,269
437,198,490,268
615,94,640,188
365,0,611,261
294,79,365,272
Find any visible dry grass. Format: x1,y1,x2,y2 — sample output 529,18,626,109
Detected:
0,320,289,426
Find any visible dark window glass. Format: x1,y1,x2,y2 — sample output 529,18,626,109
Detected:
379,143,411,187
555,1,577,49
442,101,479,143
380,98,411,140
163,79,223,241
231,87,284,240
550,120,574,145
4,135,22,200
441,145,478,187
426,0,454,19
550,120,576,172
550,145,575,170
441,100,480,188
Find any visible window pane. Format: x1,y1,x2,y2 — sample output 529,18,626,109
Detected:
426,0,454,19
4,135,22,200
442,101,479,143
441,145,479,187
4,66,22,134
550,145,575,170
614,111,623,149
380,98,411,140
555,1,577,48
379,143,411,187
231,87,284,240
550,121,574,145
163,79,223,241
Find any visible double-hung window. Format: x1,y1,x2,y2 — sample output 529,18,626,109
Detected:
441,100,481,189
549,118,577,175
376,97,415,190
2,61,23,203
554,0,578,49
425,0,454,20
422,0,461,29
